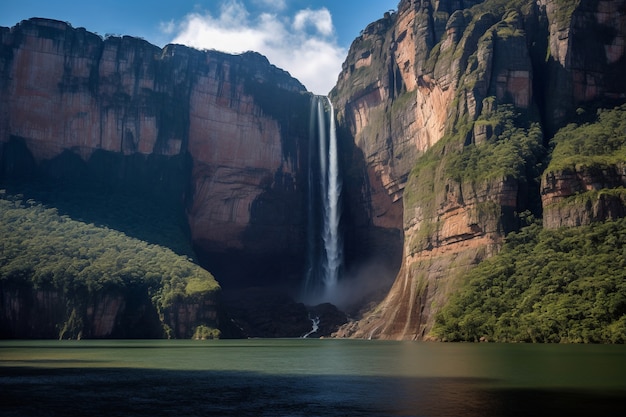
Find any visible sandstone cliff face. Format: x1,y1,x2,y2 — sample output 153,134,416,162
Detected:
330,0,534,237
333,0,626,340
0,18,311,288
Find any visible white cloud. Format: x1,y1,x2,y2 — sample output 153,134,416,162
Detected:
165,0,345,95
293,9,333,36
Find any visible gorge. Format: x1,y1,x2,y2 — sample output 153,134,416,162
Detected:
1,0,625,341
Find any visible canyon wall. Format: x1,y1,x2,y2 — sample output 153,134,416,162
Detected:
0,18,313,289
332,0,626,339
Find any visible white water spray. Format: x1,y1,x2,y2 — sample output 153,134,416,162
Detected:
303,96,343,302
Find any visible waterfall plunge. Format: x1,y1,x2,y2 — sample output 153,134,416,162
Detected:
302,96,343,304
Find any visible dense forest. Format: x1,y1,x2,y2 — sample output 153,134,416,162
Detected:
433,214,626,343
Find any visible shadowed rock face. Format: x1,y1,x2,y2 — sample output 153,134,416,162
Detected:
0,280,222,339
542,0,626,133
0,283,166,339
331,0,626,340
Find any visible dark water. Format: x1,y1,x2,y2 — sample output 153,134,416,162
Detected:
1,339,625,416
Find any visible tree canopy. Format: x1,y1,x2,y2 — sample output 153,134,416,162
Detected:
433,215,626,343
0,191,219,316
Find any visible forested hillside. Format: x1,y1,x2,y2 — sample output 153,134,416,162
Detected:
433,214,626,343
0,191,220,339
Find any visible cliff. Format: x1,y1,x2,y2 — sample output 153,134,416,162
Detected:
1,276,221,340
0,17,313,289
0,285,164,339
0,18,321,338
331,0,626,340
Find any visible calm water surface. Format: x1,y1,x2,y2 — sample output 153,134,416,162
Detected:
1,339,625,416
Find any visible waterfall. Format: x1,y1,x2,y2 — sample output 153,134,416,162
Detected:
324,98,341,290
302,96,343,303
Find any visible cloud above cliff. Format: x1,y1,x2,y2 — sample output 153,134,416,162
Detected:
165,0,345,95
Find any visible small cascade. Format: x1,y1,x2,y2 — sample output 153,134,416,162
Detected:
302,316,320,338
302,95,343,303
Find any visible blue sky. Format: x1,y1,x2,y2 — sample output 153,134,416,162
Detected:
0,0,398,94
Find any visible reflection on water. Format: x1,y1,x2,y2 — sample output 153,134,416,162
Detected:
1,339,625,416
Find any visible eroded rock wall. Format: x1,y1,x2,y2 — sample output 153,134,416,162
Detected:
541,0,626,133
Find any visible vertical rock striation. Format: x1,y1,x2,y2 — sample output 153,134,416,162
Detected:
541,0,626,133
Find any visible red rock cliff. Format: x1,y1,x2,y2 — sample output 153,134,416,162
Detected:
0,18,311,287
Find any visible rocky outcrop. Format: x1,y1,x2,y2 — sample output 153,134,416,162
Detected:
541,163,626,228
0,18,312,288
163,296,220,339
540,102,626,229
332,0,626,340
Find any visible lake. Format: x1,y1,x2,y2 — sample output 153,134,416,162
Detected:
1,339,625,416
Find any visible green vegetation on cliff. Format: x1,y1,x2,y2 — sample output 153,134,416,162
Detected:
447,105,544,182
403,102,545,255
546,104,626,172
543,105,626,217
433,215,626,343
431,106,626,343
0,191,220,338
